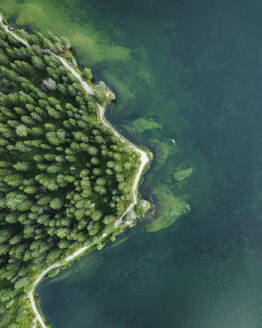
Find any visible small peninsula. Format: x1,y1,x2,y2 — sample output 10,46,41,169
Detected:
0,14,151,328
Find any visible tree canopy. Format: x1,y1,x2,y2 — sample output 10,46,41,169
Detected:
0,14,146,327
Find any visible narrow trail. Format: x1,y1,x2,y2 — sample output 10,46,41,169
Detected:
0,16,150,328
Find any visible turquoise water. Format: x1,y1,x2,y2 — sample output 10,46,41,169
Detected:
2,0,262,326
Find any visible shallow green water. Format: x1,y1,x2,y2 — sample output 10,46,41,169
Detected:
2,0,262,327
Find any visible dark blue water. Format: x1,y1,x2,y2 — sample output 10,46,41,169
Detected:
3,0,262,327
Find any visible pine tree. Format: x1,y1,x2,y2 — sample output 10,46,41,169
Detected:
31,55,44,70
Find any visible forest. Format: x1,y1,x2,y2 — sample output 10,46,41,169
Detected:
0,14,148,327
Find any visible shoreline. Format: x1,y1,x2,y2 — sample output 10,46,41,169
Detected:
0,16,151,328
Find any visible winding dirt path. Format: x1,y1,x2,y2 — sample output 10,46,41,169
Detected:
0,16,150,328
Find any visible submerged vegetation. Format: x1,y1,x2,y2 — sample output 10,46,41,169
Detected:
0,14,149,327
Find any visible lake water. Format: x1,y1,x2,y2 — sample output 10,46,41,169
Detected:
2,0,262,327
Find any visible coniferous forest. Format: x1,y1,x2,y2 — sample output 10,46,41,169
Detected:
0,14,149,327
